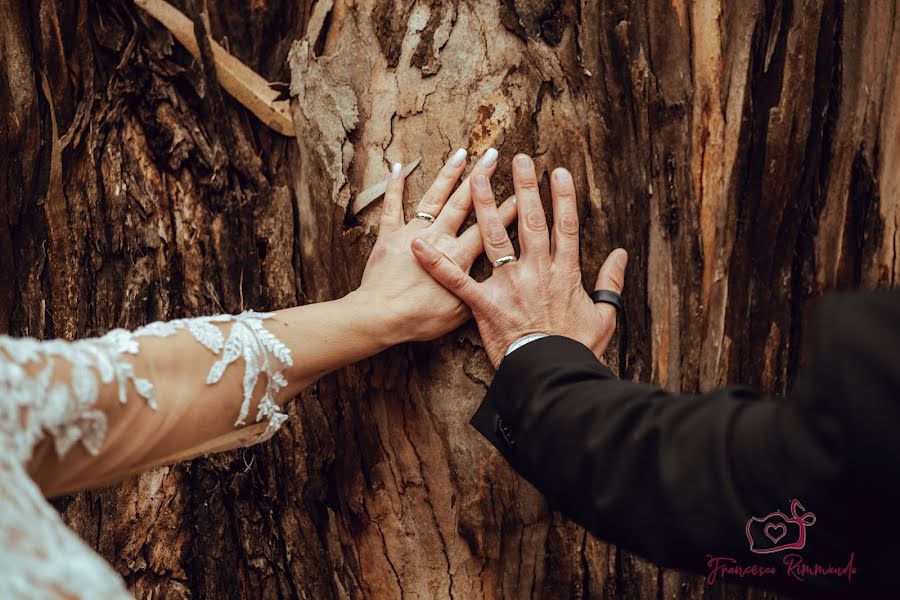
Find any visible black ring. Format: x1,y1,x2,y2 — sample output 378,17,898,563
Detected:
590,289,623,312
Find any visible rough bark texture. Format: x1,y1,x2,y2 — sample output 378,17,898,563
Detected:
1,1,897,599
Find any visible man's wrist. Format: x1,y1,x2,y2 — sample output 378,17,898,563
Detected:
505,333,550,357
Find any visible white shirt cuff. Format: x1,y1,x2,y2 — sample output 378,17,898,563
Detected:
505,333,550,357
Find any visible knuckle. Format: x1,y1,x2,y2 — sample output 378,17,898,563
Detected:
523,209,548,232
450,269,469,290
422,251,442,268
557,212,579,236
517,177,540,192
607,269,625,291
419,193,438,209
554,190,576,205
445,195,466,212
448,270,470,291
475,190,496,205
553,262,576,281
485,224,510,247
537,269,554,288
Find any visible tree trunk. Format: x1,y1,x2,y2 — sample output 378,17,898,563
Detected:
1,0,897,598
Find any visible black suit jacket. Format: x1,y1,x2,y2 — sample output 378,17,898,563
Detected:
472,291,900,596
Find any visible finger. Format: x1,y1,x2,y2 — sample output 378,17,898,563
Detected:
512,154,550,263
413,147,469,223
471,170,516,264
593,248,628,320
411,238,487,309
458,195,517,269
434,153,499,234
549,167,580,268
380,162,405,234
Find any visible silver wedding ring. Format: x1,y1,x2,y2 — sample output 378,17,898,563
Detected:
414,212,435,223
491,255,517,268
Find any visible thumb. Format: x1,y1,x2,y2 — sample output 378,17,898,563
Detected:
379,162,405,235
593,248,628,318
411,238,486,309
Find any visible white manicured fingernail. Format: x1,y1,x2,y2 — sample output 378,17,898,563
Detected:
392,163,402,179
478,147,498,167
553,168,571,182
448,148,468,167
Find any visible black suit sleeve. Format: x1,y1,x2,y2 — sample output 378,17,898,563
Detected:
471,291,900,582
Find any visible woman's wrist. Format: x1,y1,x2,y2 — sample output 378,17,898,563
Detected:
340,289,406,349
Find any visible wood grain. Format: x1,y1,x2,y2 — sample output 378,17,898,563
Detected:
1,0,896,598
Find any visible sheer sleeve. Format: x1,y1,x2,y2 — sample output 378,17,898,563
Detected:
0,311,293,599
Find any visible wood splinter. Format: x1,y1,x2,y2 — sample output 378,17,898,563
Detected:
352,158,422,214
134,0,294,136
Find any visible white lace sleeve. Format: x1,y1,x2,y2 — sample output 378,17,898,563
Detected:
0,311,293,599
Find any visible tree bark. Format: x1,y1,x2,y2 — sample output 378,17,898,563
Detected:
1,1,897,599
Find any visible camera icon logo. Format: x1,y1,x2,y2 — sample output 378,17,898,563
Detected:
745,499,816,554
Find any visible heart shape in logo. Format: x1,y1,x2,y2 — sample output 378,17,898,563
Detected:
764,522,787,544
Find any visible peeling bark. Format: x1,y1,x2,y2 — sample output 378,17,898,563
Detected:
1,0,897,598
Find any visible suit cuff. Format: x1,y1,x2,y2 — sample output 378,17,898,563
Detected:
470,336,614,465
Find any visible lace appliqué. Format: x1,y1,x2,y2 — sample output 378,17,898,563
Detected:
132,311,292,437
0,311,292,464
0,313,292,599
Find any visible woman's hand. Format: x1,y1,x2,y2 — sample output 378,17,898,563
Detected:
353,148,518,344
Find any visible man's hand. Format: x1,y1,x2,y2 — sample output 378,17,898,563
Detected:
355,148,517,344
410,153,628,368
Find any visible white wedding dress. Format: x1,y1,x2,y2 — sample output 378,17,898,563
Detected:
0,312,292,599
